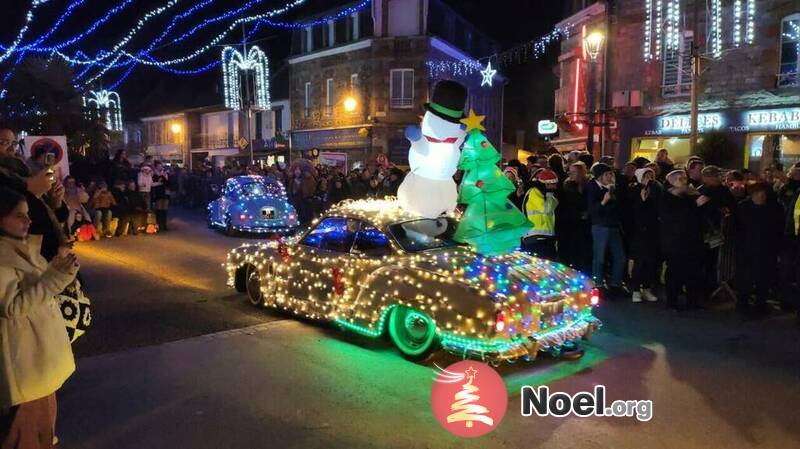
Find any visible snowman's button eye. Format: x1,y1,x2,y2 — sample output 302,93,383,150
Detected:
481,141,489,148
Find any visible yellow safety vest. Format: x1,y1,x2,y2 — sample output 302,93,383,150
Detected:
794,194,800,236
523,187,558,237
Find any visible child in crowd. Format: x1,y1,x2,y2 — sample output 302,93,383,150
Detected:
91,181,116,238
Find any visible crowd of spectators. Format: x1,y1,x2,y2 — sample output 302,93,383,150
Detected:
510,149,800,318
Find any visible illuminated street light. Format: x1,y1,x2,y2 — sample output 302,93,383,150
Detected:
343,96,357,112
170,123,182,134
583,31,605,156
584,31,605,62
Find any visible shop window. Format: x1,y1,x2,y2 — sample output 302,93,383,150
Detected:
779,13,800,87
747,133,800,171
662,32,693,97
390,69,414,109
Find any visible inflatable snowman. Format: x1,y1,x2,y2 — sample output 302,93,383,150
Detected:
397,80,468,219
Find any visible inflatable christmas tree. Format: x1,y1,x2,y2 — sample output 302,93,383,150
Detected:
453,110,530,255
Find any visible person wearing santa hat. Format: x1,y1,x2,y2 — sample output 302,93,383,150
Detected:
521,169,559,260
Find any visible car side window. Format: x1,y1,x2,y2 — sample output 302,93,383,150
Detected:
300,217,358,253
353,224,392,257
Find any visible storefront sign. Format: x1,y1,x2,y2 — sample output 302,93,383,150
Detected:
318,152,347,170
291,127,370,151
537,120,558,135
744,108,800,131
655,113,724,135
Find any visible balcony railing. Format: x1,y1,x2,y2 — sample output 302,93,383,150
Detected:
390,97,413,109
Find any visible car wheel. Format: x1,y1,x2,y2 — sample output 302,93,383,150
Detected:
388,306,438,360
245,264,263,307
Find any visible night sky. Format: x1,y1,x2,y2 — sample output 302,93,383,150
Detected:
1,0,565,142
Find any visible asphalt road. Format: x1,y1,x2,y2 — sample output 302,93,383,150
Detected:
71,207,279,357
61,207,800,448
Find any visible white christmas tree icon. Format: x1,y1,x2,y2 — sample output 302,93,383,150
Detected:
446,366,494,428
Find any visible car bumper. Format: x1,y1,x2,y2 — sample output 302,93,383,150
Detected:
230,222,298,234
439,316,602,362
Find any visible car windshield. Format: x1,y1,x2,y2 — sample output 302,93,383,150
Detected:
236,180,284,197
388,218,461,252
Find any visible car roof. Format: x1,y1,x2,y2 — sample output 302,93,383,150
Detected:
324,198,449,229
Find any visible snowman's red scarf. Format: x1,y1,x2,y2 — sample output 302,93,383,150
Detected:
423,134,459,144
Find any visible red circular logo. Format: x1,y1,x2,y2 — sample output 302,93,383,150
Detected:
430,361,507,438
30,138,64,164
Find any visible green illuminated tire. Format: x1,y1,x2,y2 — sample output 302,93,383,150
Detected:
245,264,263,307
388,306,438,360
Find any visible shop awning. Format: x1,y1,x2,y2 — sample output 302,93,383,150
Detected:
190,147,240,157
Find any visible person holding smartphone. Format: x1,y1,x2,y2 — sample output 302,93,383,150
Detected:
628,168,661,303
587,162,628,299
0,187,79,448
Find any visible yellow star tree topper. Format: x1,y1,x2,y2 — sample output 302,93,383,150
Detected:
460,108,486,132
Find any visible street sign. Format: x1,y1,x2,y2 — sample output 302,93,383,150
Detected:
537,120,558,135
237,136,249,150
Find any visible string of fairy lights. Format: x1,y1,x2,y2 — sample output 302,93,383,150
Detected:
225,198,601,362
643,0,757,61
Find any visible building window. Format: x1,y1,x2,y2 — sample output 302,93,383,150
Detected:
352,11,360,40
350,73,359,90
389,69,414,109
304,82,312,118
662,31,693,97
779,13,800,87
328,21,335,47
326,78,334,116
305,27,313,53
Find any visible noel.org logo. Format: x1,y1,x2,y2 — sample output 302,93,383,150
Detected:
430,361,507,438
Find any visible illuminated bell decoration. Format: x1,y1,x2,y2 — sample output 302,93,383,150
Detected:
222,45,271,110
83,89,123,131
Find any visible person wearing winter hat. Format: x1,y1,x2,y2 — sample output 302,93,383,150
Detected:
627,167,661,303
521,169,559,260
659,169,710,310
503,166,526,209
587,162,628,297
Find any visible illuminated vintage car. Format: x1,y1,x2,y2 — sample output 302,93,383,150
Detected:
208,175,299,235
226,198,600,362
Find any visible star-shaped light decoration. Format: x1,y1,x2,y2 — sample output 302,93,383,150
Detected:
480,61,497,87
464,366,478,380
460,108,486,132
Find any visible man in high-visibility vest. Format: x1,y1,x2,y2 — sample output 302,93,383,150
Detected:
521,169,559,260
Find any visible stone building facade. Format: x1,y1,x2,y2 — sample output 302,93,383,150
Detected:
288,0,504,171
554,0,800,170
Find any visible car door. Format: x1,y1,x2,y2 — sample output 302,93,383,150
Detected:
289,217,360,317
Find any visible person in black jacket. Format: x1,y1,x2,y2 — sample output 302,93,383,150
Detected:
111,180,132,236
587,162,627,297
735,183,784,314
659,169,710,310
559,162,592,273
628,168,661,303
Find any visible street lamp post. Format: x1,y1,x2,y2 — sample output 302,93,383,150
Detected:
584,31,605,157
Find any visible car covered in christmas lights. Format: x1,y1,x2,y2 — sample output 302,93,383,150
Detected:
226,198,601,362
208,175,299,235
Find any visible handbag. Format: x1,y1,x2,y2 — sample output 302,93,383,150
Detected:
56,278,92,343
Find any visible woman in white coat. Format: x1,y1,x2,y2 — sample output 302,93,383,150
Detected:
0,187,78,448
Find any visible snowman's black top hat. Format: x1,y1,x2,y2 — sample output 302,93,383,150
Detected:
424,80,467,124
